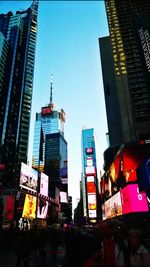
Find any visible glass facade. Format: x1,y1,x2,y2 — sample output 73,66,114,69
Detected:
0,1,38,186
81,128,99,220
103,0,150,144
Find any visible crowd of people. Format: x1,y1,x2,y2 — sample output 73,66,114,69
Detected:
0,218,150,267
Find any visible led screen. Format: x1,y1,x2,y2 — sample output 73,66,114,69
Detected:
85,147,93,155
22,194,36,219
87,176,94,182
20,162,38,192
120,184,149,214
89,209,97,218
104,191,122,219
60,191,68,203
4,195,15,221
40,172,48,197
37,198,48,219
87,182,96,194
136,157,150,192
87,194,96,210
86,157,93,167
85,166,96,176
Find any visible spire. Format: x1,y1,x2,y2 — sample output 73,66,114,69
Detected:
50,74,53,105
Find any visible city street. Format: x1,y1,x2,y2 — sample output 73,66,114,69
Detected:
0,244,65,267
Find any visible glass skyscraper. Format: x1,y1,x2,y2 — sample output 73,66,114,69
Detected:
0,0,38,187
81,128,100,222
100,0,150,146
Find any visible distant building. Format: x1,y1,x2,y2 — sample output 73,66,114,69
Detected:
81,128,100,222
0,0,39,187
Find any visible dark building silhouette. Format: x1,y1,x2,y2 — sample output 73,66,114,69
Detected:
0,1,39,187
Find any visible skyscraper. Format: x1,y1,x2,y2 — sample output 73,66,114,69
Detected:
81,128,100,222
99,0,150,146
0,1,39,187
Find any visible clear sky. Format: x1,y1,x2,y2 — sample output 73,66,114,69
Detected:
1,1,109,209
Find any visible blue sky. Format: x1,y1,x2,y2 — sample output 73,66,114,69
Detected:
1,1,109,209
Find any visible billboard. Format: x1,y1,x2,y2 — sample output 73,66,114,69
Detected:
41,106,53,115
85,166,96,176
20,162,38,193
86,157,93,167
40,172,48,197
87,182,96,194
37,198,48,219
120,184,149,214
60,191,68,203
60,160,68,184
89,209,97,218
104,191,122,219
87,176,94,182
4,195,15,221
22,194,36,219
87,194,96,210
85,147,93,155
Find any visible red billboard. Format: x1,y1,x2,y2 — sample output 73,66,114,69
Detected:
87,182,96,194
85,147,93,155
41,106,53,116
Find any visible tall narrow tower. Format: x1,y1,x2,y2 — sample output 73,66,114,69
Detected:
0,0,39,187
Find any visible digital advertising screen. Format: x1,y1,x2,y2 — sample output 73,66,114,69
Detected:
87,176,94,182
22,194,36,219
60,160,68,184
37,198,48,219
20,162,38,192
120,184,149,214
87,194,96,210
86,182,96,194
136,157,150,192
85,166,96,176
104,191,122,219
86,157,93,167
85,147,93,155
89,209,97,218
40,172,48,197
60,191,68,203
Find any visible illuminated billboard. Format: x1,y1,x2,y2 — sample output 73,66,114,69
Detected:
87,182,96,194
85,166,96,176
120,184,149,214
37,198,48,219
89,209,97,218
20,162,38,193
85,147,93,155
86,157,93,167
60,191,68,203
87,176,94,182
87,194,96,210
41,106,53,116
60,160,68,184
136,157,150,192
22,194,36,219
40,172,48,197
104,191,122,219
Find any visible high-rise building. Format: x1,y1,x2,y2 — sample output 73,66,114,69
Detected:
0,1,39,187
81,128,100,222
99,0,150,146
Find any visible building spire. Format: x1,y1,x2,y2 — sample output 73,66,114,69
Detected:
50,74,53,105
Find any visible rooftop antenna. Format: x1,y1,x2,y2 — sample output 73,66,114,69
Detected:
50,74,53,107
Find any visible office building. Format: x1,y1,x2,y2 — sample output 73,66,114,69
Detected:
99,0,150,146
0,0,39,187
81,128,100,222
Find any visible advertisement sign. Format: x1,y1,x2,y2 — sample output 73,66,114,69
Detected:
60,191,68,203
85,166,96,176
87,194,96,210
41,106,53,115
89,209,97,218
60,160,68,184
120,184,149,214
22,194,36,219
86,157,93,167
87,176,94,182
85,147,93,155
37,199,48,219
40,172,48,197
4,195,15,221
87,182,96,194
104,191,122,219
20,162,38,193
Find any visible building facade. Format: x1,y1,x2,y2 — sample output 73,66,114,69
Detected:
0,0,39,187
100,0,150,146
81,128,100,222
